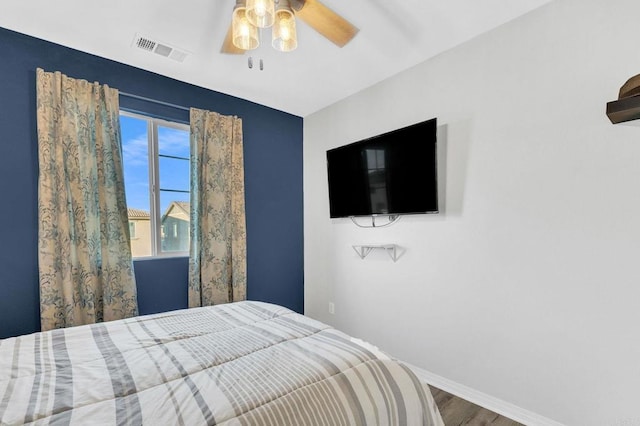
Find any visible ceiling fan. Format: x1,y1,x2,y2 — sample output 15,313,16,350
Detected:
221,0,358,54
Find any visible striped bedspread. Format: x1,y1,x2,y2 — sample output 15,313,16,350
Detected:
0,301,443,425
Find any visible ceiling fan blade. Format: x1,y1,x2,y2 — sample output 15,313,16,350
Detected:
221,23,246,54
292,0,358,48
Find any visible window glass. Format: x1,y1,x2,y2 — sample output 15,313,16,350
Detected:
120,112,190,257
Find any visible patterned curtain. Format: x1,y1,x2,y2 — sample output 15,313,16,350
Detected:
189,108,247,307
36,68,138,331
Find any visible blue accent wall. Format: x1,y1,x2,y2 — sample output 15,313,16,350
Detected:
0,27,304,339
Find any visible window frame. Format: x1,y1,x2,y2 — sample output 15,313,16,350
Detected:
120,110,190,259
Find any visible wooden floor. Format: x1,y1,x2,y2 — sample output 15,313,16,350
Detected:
430,386,524,426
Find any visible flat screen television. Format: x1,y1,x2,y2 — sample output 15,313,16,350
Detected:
326,118,438,218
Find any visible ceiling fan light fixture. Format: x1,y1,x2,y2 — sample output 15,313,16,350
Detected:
223,0,358,55
272,2,297,52
246,0,275,28
232,4,259,50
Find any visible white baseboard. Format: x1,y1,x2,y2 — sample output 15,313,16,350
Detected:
405,363,565,426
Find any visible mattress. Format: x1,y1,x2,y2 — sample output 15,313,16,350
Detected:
0,301,443,425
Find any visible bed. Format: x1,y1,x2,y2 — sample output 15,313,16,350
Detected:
0,301,443,425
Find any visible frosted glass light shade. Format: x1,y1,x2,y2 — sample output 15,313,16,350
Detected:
246,0,275,28
232,7,259,50
272,9,297,52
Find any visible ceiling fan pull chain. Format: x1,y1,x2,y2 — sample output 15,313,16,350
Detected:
247,56,264,70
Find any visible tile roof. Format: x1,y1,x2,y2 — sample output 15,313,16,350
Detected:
127,208,150,219
161,201,191,221
173,201,190,214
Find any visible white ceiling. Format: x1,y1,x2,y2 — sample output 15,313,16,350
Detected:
0,0,552,117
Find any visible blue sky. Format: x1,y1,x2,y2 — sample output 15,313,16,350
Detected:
120,115,190,215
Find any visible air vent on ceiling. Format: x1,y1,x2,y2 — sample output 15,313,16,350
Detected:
132,34,189,63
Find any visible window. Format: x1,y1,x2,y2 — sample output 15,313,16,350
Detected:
129,222,136,239
120,111,190,257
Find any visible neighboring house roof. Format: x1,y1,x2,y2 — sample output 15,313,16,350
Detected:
173,201,190,215
127,208,150,219
162,201,190,222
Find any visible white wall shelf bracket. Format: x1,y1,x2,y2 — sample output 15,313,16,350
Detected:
352,244,399,262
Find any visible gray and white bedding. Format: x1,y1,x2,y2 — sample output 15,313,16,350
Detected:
0,301,443,425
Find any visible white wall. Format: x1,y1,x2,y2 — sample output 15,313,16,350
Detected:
304,1,640,425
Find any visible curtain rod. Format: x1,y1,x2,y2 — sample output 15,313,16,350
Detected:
119,91,190,112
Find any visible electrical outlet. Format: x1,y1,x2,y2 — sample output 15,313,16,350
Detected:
328,302,335,315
